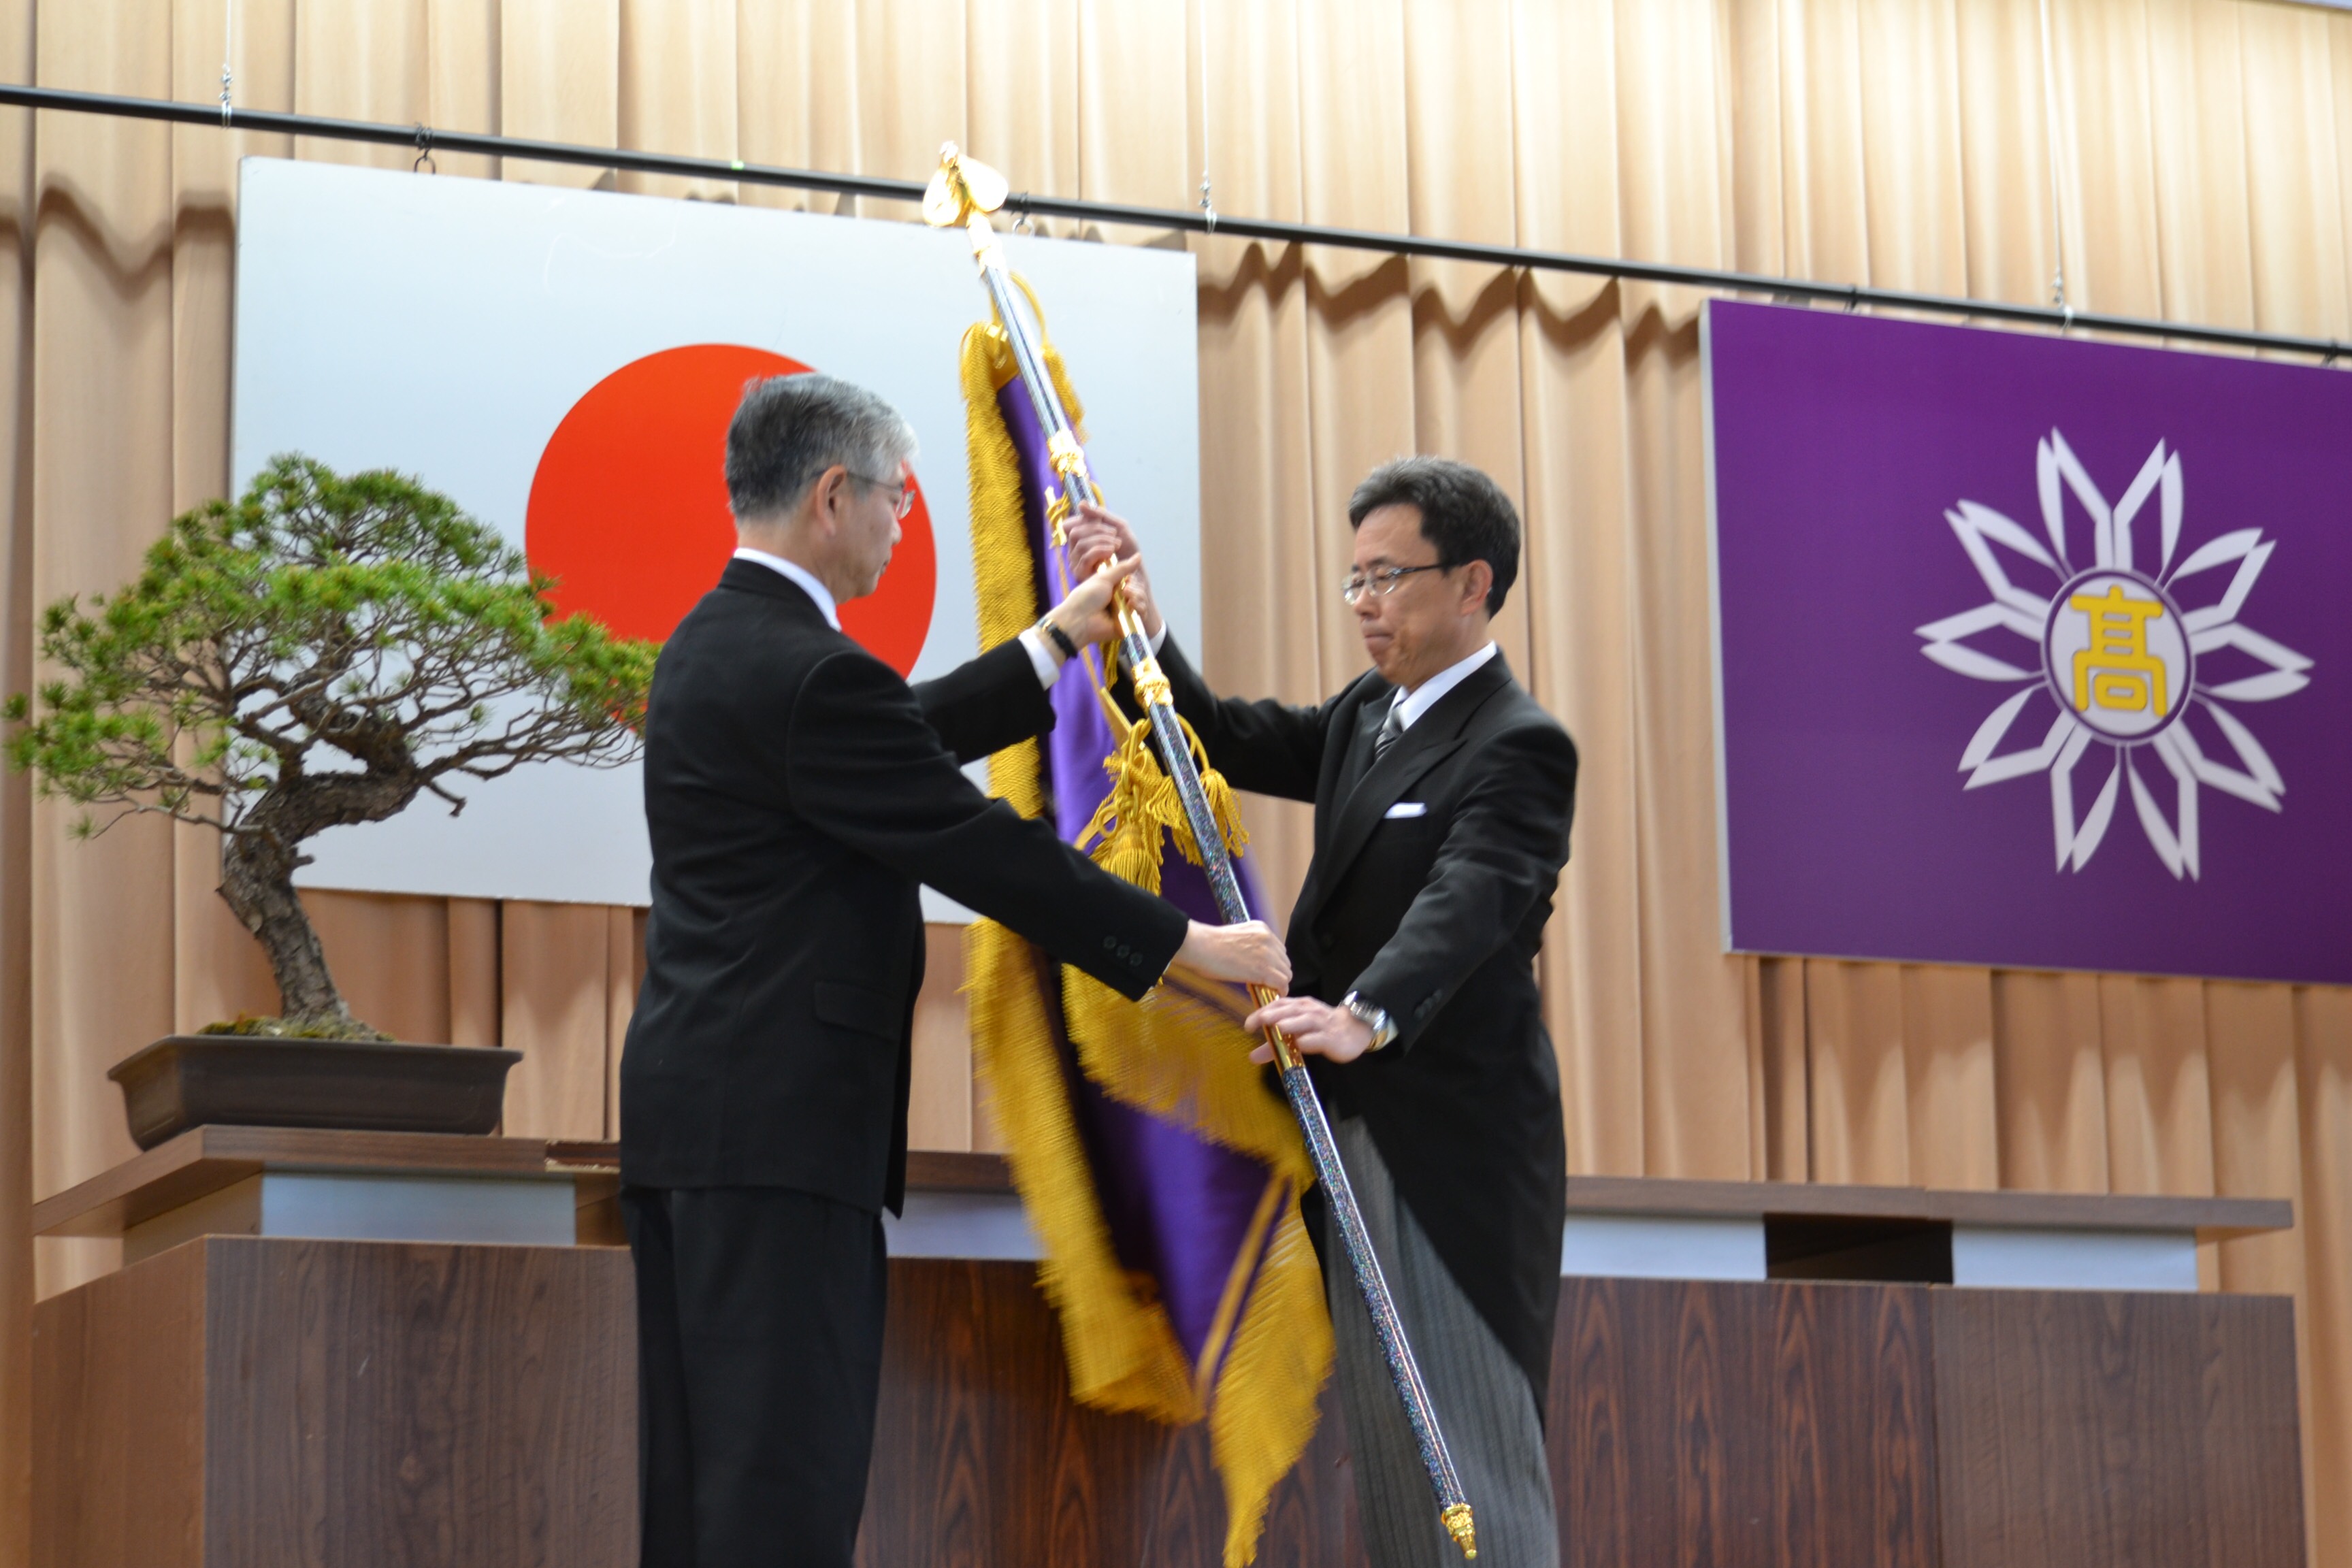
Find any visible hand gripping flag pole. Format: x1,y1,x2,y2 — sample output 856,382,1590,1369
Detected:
924,144,1479,1563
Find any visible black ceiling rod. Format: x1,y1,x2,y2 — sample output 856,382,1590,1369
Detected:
0,80,2341,365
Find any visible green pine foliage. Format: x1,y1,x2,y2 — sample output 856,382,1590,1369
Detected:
5,454,659,1037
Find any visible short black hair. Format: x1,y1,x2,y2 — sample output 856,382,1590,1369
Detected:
1347,456,1520,615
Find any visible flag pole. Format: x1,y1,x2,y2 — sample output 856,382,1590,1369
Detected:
924,143,1479,1563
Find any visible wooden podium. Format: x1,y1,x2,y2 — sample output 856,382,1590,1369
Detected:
31,1130,2305,1567
31,1128,633,1568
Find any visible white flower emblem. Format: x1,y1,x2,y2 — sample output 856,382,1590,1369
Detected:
1916,431,2313,879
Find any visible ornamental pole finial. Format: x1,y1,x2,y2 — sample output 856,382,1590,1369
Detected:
1443,1503,1477,1559
922,143,1009,229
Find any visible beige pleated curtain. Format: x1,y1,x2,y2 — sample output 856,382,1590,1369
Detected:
0,1,2346,1563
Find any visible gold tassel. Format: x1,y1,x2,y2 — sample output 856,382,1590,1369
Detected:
1079,681,1252,883
1209,1198,1333,1567
1077,713,1169,894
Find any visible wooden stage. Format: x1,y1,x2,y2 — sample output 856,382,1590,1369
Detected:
872,1262,2306,1567
29,1130,2307,1567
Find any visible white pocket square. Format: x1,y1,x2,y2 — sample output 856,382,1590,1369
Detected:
1384,801,1428,819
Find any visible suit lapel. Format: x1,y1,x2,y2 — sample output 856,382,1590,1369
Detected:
1328,700,1390,823
1294,654,1516,932
1291,681,1385,930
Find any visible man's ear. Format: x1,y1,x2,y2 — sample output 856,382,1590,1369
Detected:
806,464,851,536
1458,559,1494,613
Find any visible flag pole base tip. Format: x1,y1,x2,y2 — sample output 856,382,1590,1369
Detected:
1442,1503,1477,1559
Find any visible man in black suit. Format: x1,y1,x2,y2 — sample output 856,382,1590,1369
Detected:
1070,458,1576,1567
619,373,1289,1568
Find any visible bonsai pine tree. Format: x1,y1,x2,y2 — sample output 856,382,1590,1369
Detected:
5,455,658,1041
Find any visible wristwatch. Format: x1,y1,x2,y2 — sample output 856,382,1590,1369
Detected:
1037,615,1081,662
1339,991,1398,1053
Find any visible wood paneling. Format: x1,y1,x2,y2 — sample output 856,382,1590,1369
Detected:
1552,1276,1769,1566
33,1243,2304,1568
858,1259,1362,1568
906,926,972,1153
31,1241,207,1568
2198,1296,2310,1568
34,1237,635,1568
898,1151,1013,1192
1550,1277,1938,1568
203,1237,635,1568
1771,1281,1940,1568
1933,1289,2305,1568
859,1275,2296,1567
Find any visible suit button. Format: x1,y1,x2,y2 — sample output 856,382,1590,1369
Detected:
1130,954,1144,967
1103,936,1117,950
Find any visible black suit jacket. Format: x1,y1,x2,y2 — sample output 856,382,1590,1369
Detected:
621,559,1189,1212
1146,637,1577,1400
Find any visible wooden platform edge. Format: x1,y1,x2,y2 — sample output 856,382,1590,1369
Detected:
545,1146,1017,1194
33,1126,566,1239
1563,1174,2292,1237
38,1132,2293,1243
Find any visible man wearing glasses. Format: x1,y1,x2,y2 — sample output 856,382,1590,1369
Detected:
621,373,1290,1568
1068,456,1577,1567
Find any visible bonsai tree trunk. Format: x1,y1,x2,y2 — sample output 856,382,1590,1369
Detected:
216,826,366,1035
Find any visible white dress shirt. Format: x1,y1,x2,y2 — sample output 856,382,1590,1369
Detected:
1145,618,1497,740
1141,621,1496,732
732,547,840,629
1386,640,1501,732
732,547,1062,687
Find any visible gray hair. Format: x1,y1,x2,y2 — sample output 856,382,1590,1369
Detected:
724,373,918,519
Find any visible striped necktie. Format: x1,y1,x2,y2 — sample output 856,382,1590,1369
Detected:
1373,700,1405,760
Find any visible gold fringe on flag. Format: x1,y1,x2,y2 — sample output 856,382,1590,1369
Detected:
958,318,1333,1567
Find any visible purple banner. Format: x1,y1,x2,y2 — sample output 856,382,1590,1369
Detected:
999,380,1277,1373
1707,301,2349,985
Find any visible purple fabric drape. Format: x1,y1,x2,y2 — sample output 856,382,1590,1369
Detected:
999,380,1279,1371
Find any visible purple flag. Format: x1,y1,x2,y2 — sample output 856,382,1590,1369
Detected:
1707,301,2347,983
999,379,1286,1371
956,322,1329,1568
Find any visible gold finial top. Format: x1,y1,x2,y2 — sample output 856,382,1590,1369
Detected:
923,144,1009,229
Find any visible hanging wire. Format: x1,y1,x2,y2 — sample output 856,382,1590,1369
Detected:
1196,0,1216,231
0,78,2340,365
218,0,234,125
2037,0,2071,323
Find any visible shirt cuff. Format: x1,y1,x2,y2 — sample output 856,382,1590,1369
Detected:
1016,625,1060,688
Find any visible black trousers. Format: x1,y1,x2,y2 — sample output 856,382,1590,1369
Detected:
622,1185,888,1568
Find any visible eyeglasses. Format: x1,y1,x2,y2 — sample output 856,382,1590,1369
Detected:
1340,562,1448,605
847,469,915,520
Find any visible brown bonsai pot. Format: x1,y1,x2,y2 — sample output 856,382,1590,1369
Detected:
108,1035,523,1151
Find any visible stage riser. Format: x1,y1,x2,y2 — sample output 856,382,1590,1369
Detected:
32,1243,2302,1567
861,1265,2305,1568
33,1238,636,1568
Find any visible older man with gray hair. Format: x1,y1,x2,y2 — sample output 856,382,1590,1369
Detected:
619,373,1289,1567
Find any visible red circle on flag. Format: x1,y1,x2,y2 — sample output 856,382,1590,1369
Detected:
525,343,936,674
